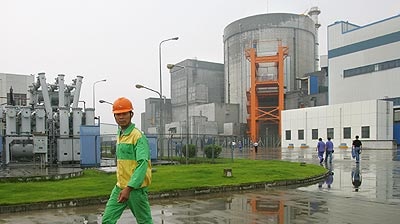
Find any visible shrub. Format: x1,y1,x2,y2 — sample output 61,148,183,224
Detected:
204,144,222,158
182,144,196,158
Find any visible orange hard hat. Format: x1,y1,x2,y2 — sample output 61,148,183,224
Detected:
112,97,133,114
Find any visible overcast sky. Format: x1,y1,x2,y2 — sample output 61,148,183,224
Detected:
1,0,399,127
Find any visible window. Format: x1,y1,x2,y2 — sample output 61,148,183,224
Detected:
343,127,351,139
298,130,304,140
327,128,334,139
361,126,370,138
285,130,291,140
344,58,400,78
312,129,318,140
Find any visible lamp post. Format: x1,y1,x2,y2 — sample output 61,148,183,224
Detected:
135,84,164,159
92,79,107,113
167,63,188,164
135,84,162,98
159,37,179,159
159,37,179,105
99,99,113,106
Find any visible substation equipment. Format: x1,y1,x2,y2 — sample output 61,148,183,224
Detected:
0,73,100,167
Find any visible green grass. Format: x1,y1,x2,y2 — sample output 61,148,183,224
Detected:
0,169,116,205
0,159,326,205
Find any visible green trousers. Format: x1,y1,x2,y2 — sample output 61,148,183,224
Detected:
102,186,153,224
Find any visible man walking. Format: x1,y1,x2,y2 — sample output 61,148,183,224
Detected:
102,97,153,224
325,137,334,163
316,138,325,164
253,141,259,153
352,135,362,163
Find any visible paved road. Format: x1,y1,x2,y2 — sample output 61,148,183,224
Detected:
0,146,399,223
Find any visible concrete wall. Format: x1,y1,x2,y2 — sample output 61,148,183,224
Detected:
194,103,240,133
223,122,241,136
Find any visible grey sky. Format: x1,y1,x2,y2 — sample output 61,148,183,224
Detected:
1,0,398,127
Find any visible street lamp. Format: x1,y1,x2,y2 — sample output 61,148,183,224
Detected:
167,63,189,164
93,79,107,113
135,84,162,98
135,84,164,159
159,37,179,159
159,37,179,104
99,99,113,106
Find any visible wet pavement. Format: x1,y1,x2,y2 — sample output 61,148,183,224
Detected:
0,146,399,223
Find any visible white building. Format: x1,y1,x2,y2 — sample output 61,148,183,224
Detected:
282,99,393,149
328,15,400,104
282,14,400,148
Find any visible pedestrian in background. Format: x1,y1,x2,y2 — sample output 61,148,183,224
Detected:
231,140,236,151
352,135,362,163
325,137,334,163
316,138,325,164
238,140,243,152
102,97,153,224
253,141,259,153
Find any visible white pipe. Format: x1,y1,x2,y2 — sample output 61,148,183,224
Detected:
58,74,65,107
72,76,83,108
38,73,53,117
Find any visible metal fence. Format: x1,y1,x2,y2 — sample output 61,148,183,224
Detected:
100,133,281,161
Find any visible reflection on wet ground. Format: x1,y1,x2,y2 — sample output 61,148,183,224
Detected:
0,147,399,223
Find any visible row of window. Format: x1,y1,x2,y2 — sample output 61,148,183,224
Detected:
285,126,370,140
344,58,400,78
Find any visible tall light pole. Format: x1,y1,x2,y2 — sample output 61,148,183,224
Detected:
135,84,163,159
167,63,188,164
93,79,107,113
135,84,162,99
159,37,179,158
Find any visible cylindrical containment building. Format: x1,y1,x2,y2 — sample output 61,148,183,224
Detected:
223,13,318,123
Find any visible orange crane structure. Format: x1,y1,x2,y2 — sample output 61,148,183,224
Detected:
246,43,288,144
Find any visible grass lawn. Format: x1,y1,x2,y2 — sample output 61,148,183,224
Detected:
0,158,326,205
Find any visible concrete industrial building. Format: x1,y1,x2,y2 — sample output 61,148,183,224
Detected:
141,58,237,140
282,14,400,148
223,12,320,125
164,59,238,138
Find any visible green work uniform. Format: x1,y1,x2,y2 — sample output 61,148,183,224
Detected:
102,123,153,224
